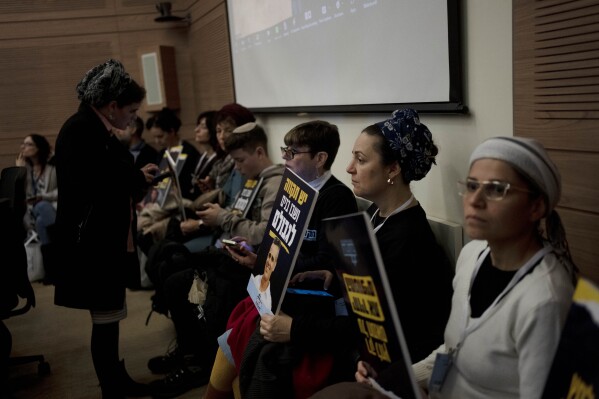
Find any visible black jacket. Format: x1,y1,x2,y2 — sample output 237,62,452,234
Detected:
54,103,147,310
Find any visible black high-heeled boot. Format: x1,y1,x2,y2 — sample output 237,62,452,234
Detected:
117,359,151,397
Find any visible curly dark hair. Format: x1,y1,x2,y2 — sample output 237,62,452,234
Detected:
26,134,52,169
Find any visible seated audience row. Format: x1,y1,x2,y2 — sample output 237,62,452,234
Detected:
203,110,454,399
137,105,577,399
204,119,362,399
148,121,285,398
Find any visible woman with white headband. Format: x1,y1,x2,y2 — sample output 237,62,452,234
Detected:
409,136,578,399
316,136,578,399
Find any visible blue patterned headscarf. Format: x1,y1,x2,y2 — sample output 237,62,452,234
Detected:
76,59,132,107
375,108,436,183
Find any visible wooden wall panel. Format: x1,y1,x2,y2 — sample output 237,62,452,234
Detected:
550,150,599,214
189,1,235,114
514,0,599,283
0,0,106,14
0,14,123,39
514,0,599,152
187,0,223,22
0,1,198,167
122,0,157,7
0,3,116,24
0,40,116,170
559,208,599,283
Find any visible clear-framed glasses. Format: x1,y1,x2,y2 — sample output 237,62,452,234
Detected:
280,146,311,160
457,178,532,201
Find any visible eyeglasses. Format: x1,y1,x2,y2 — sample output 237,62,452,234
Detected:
280,146,311,160
457,178,532,201
21,142,35,147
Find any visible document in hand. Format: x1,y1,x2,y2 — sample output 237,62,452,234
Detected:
142,146,186,210
164,149,187,220
323,211,422,399
247,167,318,316
542,277,599,399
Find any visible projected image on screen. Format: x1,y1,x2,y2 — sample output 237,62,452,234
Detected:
226,0,463,112
230,0,292,39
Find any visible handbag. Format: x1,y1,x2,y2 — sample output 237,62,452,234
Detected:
24,231,44,282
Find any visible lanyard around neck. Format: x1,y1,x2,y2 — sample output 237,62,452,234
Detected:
30,167,43,195
195,152,216,176
455,244,553,351
370,194,414,234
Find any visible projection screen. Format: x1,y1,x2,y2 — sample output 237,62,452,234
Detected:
226,0,464,113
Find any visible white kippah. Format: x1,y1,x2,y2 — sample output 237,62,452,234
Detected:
232,122,257,134
469,136,561,212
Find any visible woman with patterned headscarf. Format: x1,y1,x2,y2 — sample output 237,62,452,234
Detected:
54,59,158,398
411,137,576,398
312,109,457,398
344,109,454,365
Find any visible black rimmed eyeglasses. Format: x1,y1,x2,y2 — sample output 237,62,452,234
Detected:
280,146,311,160
457,178,532,201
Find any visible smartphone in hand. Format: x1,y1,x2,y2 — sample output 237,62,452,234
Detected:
222,239,240,250
222,239,253,253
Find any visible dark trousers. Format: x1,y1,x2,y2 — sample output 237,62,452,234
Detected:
164,248,250,369
91,321,120,395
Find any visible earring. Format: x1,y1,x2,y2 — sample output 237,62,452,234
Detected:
387,178,394,185
109,114,114,121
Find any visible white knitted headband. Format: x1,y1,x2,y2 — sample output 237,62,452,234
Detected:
469,136,561,213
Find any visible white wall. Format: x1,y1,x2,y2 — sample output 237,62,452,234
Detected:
256,0,512,226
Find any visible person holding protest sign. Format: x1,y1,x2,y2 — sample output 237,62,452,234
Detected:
204,120,359,399
149,122,284,398
309,109,453,399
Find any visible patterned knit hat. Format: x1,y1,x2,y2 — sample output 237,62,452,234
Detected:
76,59,132,107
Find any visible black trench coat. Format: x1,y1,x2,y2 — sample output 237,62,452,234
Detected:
54,103,146,311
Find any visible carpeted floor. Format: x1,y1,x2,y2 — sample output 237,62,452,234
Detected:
4,283,207,398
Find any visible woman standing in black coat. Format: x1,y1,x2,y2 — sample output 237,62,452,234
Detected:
54,59,158,398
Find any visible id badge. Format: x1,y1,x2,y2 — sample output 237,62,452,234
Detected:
428,352,453,394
